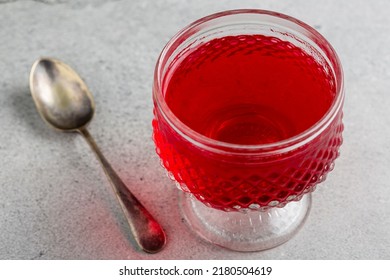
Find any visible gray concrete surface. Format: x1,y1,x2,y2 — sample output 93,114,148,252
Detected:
0,0,389,259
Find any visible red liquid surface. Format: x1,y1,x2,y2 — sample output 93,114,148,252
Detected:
153,35,343,210
165,35,335,145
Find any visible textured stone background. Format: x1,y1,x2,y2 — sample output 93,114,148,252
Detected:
0,0,389,259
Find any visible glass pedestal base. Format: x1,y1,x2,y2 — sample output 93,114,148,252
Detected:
179,191,312,251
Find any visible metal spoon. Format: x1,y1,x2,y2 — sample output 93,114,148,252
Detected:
29,57,166,253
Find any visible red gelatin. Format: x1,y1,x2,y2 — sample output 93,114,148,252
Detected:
153,34,343,211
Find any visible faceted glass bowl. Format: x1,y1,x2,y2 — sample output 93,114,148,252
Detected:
152,9,344,251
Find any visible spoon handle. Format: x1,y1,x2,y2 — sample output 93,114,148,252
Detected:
79,128,166,253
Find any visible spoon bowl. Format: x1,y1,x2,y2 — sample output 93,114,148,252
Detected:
30,58,94,131
29,57,166,253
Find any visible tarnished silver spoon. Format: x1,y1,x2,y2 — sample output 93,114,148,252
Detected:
29,57,166,253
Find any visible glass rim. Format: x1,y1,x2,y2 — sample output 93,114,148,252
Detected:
153,9,345,155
